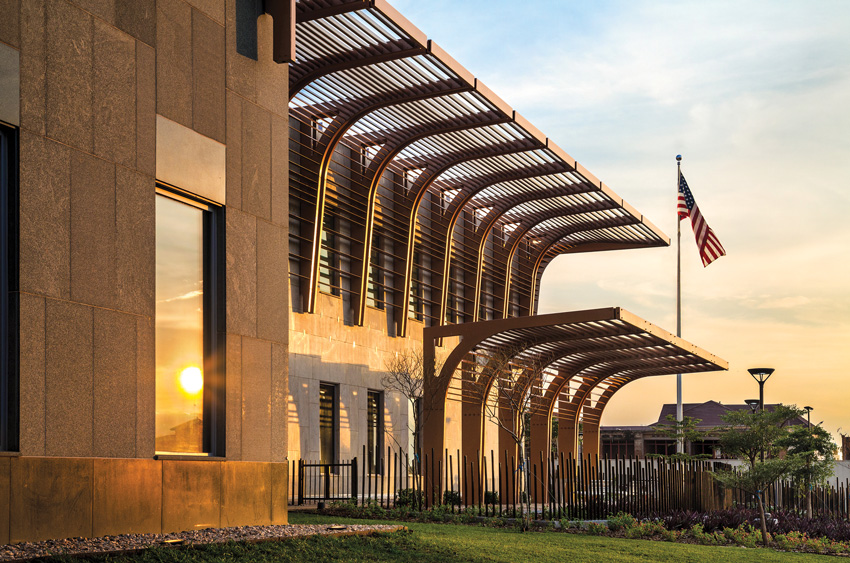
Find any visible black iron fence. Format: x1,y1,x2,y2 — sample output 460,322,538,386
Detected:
289,447,850,519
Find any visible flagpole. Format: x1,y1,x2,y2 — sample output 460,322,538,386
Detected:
676,154,683,453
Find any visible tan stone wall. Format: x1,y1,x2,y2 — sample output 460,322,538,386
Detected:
3,0,292,542
289,293,426,463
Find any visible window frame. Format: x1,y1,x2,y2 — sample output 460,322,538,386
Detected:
367,389,384,474
0,123,18,452
319,382,338,466
154,184,225,457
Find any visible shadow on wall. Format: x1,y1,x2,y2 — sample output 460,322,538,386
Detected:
287,353,409,463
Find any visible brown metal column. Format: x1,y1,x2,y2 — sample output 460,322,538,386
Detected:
528,410,551,501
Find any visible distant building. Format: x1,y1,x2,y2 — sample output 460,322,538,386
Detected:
600,401,806,459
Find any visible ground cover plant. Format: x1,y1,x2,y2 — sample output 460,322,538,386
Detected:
25,513,842,563
320,500,850,555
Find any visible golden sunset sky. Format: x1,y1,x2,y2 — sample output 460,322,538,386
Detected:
394,0,850,442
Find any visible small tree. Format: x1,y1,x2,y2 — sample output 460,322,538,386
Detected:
713,404,804,546
382,347,442,462
479,347,547,531
648,414,711,461
778,423,838,519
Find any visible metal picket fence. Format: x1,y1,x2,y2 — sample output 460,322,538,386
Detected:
289,446,850,519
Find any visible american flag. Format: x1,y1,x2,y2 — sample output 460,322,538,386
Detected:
678,173,726,267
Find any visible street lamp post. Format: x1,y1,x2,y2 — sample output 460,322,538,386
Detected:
747,368,775,411
745,399,760,414
804,406,813,427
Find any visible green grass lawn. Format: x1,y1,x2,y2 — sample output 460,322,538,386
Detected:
286,512,833,563
39,513,835,563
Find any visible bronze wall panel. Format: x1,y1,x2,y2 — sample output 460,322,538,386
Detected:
92,459,162,536
220,462,271,527
0,457,9,545
10,457,93,543
161,460,221,533
270,459,288,524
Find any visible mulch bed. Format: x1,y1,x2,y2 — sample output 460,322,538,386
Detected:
0,524,407,561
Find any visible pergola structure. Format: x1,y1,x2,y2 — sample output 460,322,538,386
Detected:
422,308,728,482
287,0,669,335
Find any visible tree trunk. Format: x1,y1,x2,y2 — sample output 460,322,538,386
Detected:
806,488,812,520
756,491,770,547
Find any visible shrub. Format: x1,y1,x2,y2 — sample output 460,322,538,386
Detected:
586,522,608,535
484,491,500,505
394,488,424,508
442,490,462,506
607,512,637,532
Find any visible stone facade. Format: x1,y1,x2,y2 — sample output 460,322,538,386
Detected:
0,0,290,543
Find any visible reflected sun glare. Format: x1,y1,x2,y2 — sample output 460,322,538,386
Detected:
179,366,203,395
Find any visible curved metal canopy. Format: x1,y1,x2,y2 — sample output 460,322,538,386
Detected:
289,0,669,333
421,308,727,457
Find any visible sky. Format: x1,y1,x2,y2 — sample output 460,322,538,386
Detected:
391,0,850,443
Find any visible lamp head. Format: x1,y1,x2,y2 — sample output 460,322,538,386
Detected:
745,399,760,412
748,367,775,382
804,406,813,412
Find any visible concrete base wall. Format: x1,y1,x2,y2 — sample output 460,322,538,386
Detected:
0,456,288,544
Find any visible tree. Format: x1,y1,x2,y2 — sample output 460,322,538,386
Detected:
778,423,838,519
382,347,442,461
648,414,711,461
478,347,548,531
713,404,805,546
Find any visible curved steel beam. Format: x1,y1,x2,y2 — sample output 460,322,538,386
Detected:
526,230,649,317
301,80,472,313
354,111,512,326
471,198,622,321
395,139,543,336
498,200,621,318
436,162,572,325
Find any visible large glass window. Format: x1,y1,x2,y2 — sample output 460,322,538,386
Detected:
319,383,337,465
0,123,18,452
155,188,222,455
367,390,383,474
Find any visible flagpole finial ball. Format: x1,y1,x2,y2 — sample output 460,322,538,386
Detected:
676,154,682,162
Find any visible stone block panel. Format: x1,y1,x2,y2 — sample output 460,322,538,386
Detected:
271,111,289,226
225,90,242,209
241,101,271,220
18,132,70,299
192,9,225,143
161,460,221,533
18,293,45,456
45,0,93,152
70,150,117,309
241,337,271,461
225,208,257,336
271,342,288,463
136,316,155,457
45,300,93,457
19,0,45,134
136,41,156,176
156,0,192,128
92,458,162,536
92,309,137,458
221,462,271,527
10,457,93,543
257,220,286,343
0,0,20,49
93,19,136,168
225,334,242,461
116,0,156,47
116,167,155,317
